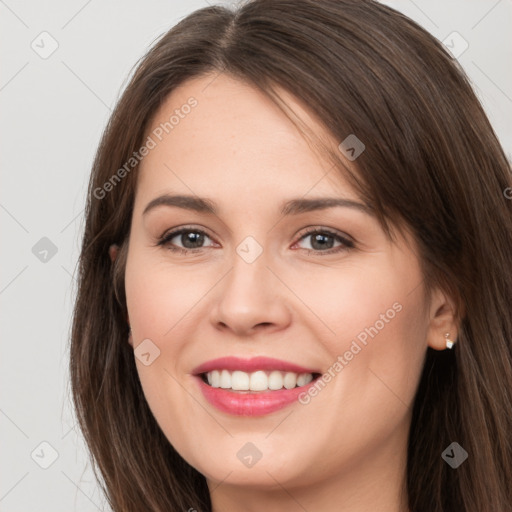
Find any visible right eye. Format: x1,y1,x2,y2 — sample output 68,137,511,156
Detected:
157,227,217,254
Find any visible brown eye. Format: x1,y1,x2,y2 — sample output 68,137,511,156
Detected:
158,227,215,254
295,228,354,255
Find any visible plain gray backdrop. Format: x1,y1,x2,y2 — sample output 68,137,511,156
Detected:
1,0,511,510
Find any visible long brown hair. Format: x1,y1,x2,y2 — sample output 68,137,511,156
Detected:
69,1,512,510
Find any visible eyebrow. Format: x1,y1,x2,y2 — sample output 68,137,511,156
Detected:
142,194,374,217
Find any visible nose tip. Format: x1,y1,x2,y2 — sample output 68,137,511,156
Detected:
209,259,292,337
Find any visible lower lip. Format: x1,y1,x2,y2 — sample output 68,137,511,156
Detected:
195,376,318,416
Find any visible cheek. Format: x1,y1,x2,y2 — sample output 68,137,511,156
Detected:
124,250,216,457
284,280,427,482
288,257,418,348
301,256,428,423
125,251,211,340
134,361,207,473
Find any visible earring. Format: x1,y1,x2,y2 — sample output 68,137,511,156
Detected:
444,332,455,349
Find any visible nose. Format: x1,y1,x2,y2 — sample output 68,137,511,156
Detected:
209,251,292,337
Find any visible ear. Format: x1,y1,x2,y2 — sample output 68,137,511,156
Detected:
109,244,119,262
108,242,132,344
426,286,459,351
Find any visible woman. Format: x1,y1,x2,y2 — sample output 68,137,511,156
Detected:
70,1,512,511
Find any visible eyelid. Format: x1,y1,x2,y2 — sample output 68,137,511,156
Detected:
294,225,354,244
157,225,217,247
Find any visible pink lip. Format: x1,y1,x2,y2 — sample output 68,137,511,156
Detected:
191,356,320,416
192,356,318,375
195,376,319,416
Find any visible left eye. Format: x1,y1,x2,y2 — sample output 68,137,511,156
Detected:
294,229,354,253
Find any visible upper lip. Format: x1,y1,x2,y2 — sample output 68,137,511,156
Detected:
192,356,319,375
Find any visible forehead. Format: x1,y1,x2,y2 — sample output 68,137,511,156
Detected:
135,73,358,209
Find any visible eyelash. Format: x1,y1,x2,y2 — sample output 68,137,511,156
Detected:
156,225,355,256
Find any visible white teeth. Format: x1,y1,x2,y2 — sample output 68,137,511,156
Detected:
204,370,315,391
220,369,231,389
297,373,313,386
231,370,250,390
211,370,220,388
249,370,268,391
283,372,297,389
268,370,283,390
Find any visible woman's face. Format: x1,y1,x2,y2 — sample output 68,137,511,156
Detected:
122,73,453,496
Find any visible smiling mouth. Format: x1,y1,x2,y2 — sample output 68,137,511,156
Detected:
199,369,322,392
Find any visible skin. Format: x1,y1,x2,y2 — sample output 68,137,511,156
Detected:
110,73,458,512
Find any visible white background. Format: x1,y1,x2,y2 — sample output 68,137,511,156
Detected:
1,0,510,510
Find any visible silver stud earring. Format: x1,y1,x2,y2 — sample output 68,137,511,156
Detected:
444,332,455,349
